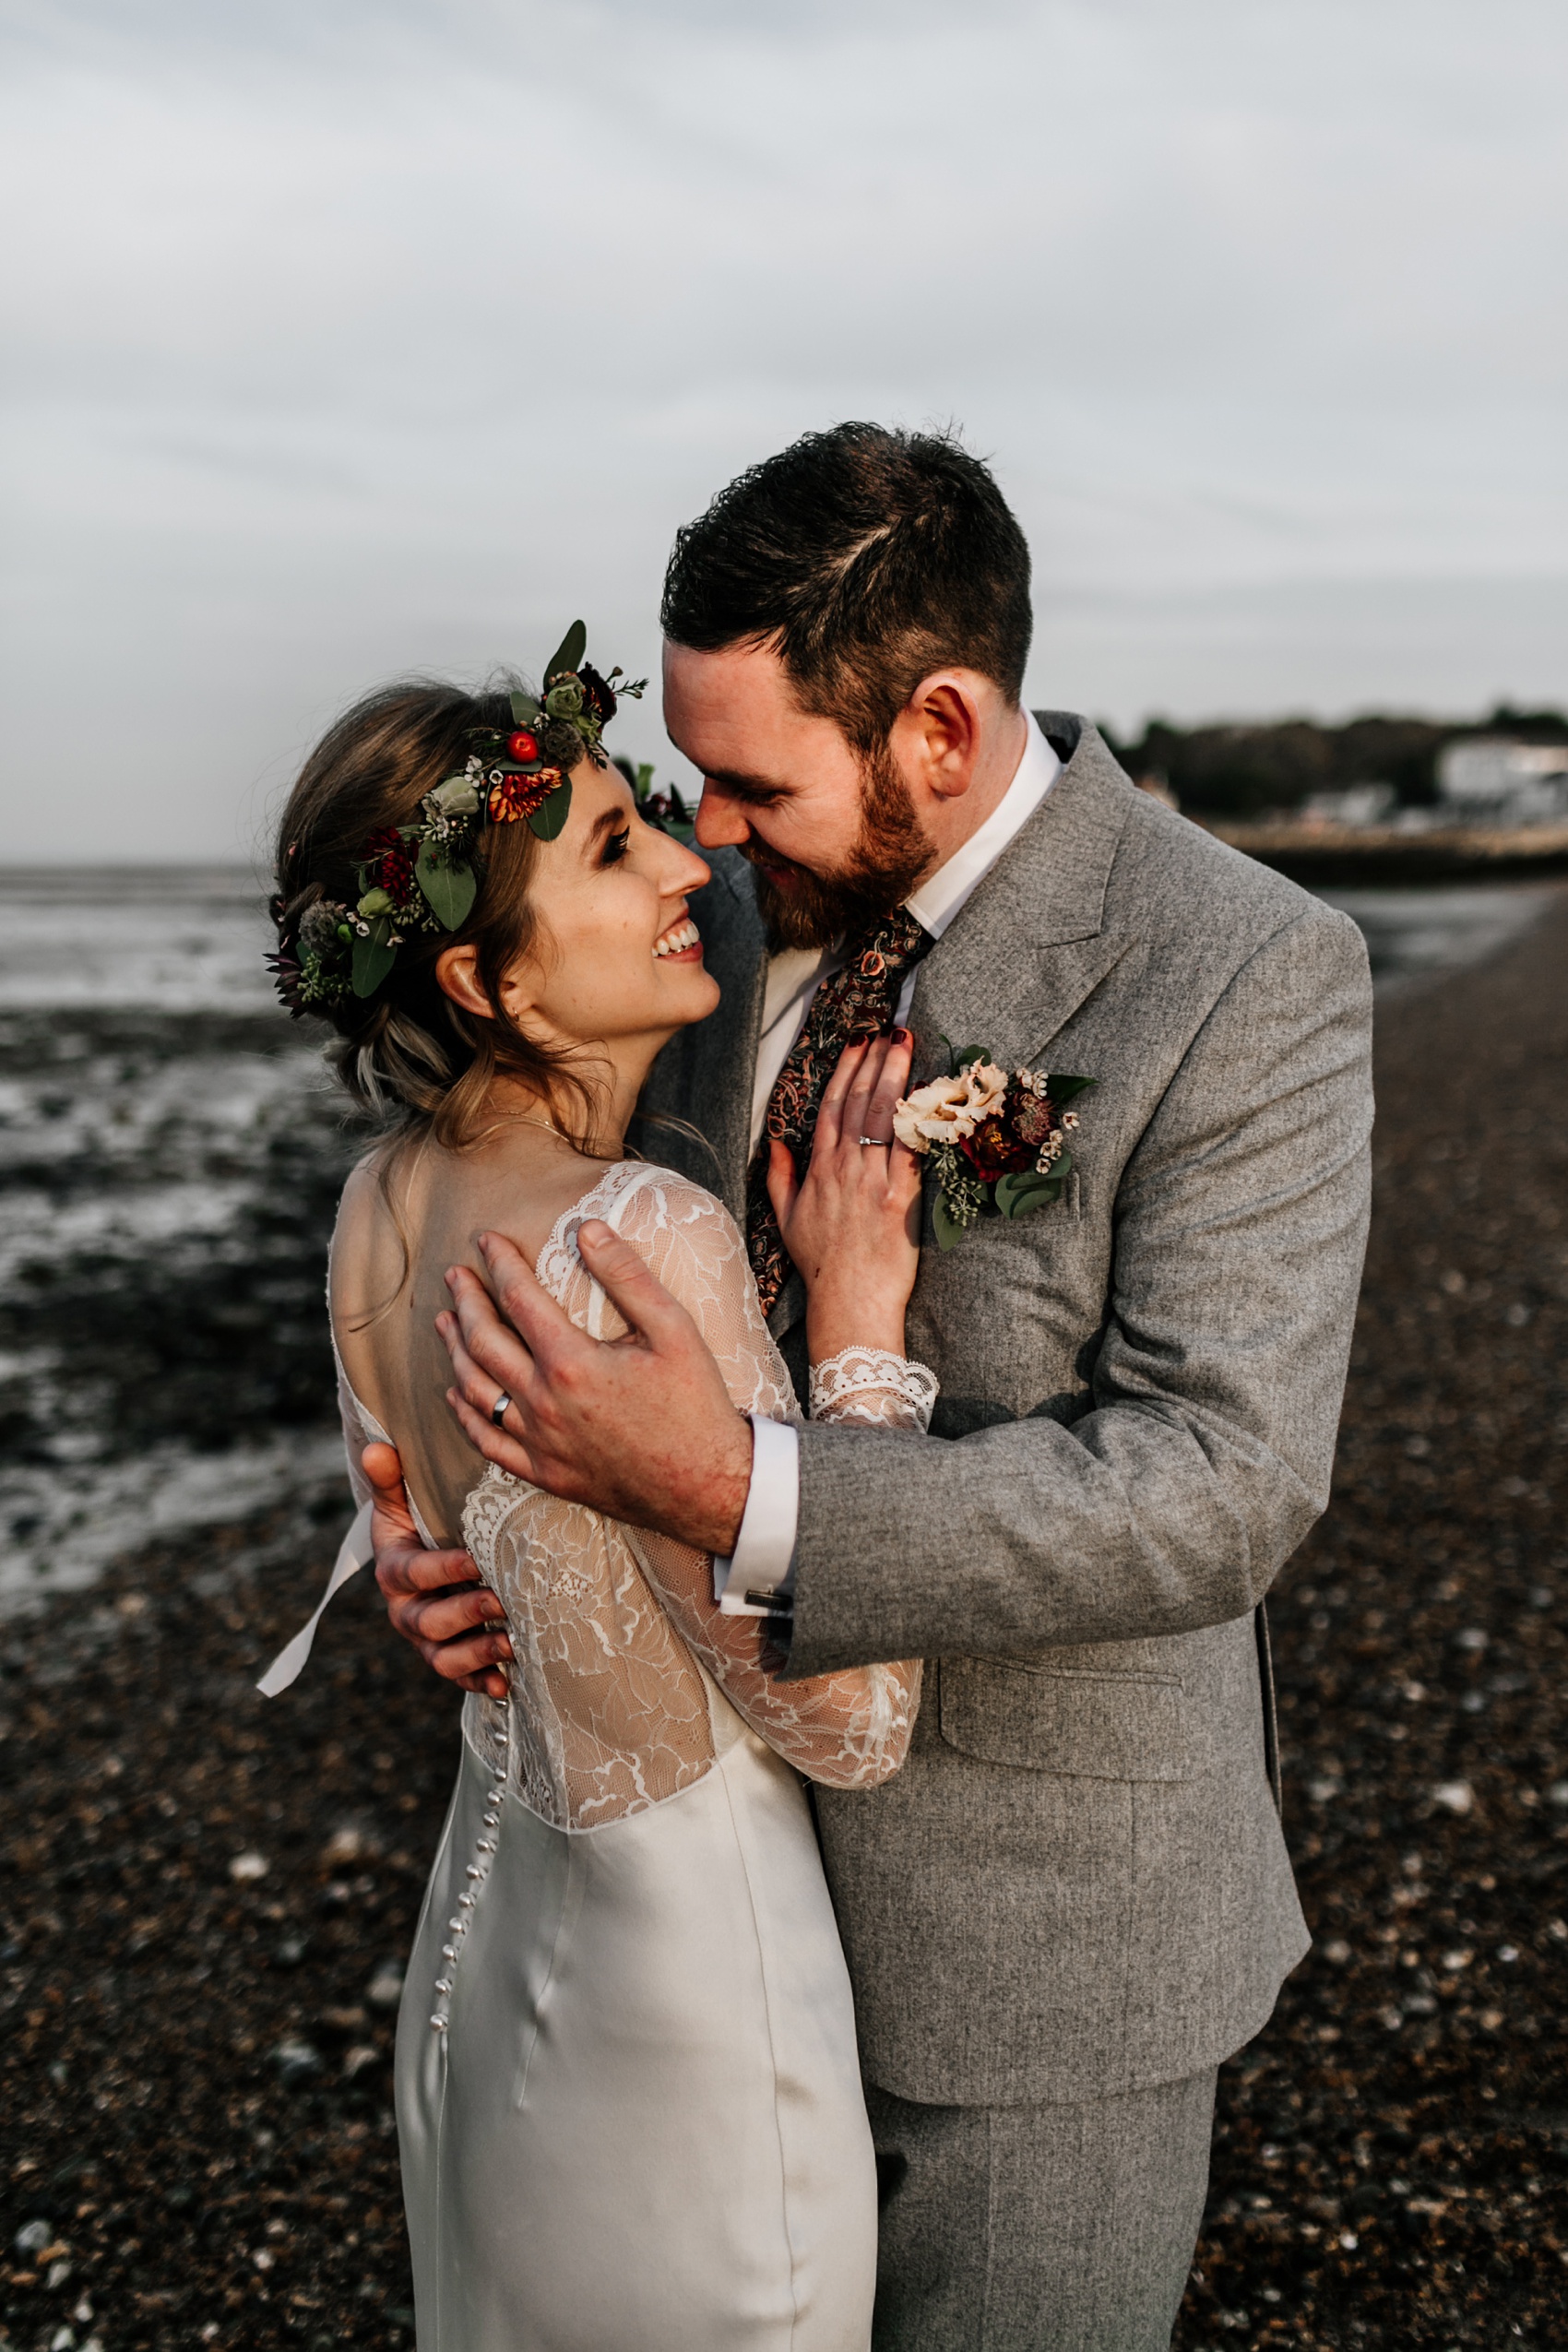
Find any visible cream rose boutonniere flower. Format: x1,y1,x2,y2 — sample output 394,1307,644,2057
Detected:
892,1059,1009,1149
894,1041,1096,1250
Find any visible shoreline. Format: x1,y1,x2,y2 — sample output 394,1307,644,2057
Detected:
1204,817,1568,888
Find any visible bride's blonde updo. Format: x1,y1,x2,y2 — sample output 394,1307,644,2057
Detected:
273,678,589,1148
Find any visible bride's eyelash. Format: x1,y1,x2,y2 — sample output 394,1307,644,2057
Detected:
601,826,632,867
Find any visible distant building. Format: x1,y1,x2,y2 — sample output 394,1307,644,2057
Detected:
1300,784,1396,828
1437,739,1568,825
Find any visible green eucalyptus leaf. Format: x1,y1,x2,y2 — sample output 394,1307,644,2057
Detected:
1047,1074,1096,1103
350,917,397,999
996,1170,1063,1218
993,1170,1035,1218
415,849,477,931
937,1032,957,1076
509,690,540,726
955,1042,990,1071
527,776,573,840
932,1192,971,1251
544,620,587,682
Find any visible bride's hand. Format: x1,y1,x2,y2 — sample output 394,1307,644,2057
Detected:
765,1030,923,1361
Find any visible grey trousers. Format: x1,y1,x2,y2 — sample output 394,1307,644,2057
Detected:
865,2069,1218,2352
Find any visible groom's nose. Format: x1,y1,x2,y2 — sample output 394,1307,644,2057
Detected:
693,779,754,851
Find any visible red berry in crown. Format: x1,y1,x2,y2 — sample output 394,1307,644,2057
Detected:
507,730,539,763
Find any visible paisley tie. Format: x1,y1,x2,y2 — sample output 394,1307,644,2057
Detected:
746,908,932,1317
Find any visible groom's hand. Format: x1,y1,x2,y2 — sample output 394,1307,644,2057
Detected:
436,1223,753,1556
362,1441,513,1699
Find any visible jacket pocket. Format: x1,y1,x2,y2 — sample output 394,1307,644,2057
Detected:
938,1656,1193,1783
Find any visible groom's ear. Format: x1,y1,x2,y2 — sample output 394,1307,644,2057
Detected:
892,672,985,804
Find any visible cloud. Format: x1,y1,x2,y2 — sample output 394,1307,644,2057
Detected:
2,0,1565,857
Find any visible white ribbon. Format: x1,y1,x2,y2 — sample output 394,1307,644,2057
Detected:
255,1498,375,1697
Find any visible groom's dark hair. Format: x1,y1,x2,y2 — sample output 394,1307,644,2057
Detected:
660,423,1032,754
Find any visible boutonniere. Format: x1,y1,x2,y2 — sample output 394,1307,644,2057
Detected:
894,1042,1096,1251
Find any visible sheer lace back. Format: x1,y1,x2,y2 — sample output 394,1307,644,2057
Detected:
462,1455,718,1831
458,1163,922,1832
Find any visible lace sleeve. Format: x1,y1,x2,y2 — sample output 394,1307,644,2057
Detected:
573,1169,922,1789
809,1345,938,1432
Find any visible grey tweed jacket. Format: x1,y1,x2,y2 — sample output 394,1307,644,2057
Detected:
640,715,1373,2108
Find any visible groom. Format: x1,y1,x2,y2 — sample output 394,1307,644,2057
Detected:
374,423,1373,2348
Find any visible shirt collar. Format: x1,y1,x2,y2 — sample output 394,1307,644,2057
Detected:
903,710,1060,941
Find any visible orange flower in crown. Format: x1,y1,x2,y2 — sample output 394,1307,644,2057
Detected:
488,767,565,826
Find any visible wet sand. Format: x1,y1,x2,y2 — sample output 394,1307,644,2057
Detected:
3,891,1566,2349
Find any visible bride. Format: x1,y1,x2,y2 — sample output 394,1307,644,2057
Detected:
262,636,934,2350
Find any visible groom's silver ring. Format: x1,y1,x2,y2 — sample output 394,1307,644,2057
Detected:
490,1391,512,1428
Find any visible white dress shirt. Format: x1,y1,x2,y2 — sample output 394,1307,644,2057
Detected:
718,712,1062,1613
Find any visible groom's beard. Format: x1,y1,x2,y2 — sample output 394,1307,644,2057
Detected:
747,742,932,953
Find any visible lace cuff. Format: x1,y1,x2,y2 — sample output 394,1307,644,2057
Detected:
808,1345,939,1432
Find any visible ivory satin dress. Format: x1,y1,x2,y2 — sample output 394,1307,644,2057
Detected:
327,1164,927,2351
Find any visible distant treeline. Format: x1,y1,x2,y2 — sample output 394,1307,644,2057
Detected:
1099,706,1568,819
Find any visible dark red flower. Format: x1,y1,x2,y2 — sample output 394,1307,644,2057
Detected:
958,1114,1034,1181
488,767,563,824
362,825,415,899
1013,1092,1056,1148
577,662,617,724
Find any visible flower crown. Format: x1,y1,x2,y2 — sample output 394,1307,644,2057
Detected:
270,622,646,1016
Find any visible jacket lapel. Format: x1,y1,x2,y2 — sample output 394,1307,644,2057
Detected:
907,716,1137,1081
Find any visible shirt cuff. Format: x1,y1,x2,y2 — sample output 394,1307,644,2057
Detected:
713,1413,800,1618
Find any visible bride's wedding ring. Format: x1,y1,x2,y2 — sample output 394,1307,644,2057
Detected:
857,1134,886,1147
490,1390,512,1429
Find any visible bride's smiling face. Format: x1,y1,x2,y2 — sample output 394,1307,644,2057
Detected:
439,757,719,1066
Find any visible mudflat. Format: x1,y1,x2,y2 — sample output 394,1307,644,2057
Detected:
2,890,1565,2350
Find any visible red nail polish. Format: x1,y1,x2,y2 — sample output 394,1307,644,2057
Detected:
893,1027,912,1044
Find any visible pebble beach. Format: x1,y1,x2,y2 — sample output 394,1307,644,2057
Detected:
2,876,1565,2350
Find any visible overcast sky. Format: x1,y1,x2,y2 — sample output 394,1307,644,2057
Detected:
4,0,1565,861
